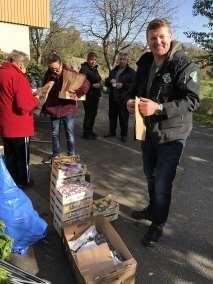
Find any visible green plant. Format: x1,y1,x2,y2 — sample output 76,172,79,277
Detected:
0,50,7,64
0,267,11,284
26,61,45,87
0,221,13,261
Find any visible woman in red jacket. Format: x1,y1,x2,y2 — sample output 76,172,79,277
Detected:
0,50,39,188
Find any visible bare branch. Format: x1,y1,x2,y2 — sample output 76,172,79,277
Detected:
75,0,177,72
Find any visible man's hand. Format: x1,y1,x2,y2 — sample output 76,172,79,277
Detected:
138,97,159,116
34,94,40,100
116,82,123,89
127,99,135,113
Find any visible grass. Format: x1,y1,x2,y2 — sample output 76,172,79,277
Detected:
194,112,213,126
194,74,213,126
200,79,213,99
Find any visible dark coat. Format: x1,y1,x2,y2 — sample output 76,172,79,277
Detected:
106,65,136,105
80,62,102,99
130,41,200,143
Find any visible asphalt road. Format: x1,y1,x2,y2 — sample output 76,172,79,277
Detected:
8,95,213,284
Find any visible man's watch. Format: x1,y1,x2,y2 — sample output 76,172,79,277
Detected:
155,103,163,114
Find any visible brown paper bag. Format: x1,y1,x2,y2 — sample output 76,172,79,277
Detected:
135,97,146,140
34,81,54,116
76,243,116,279
59,70,86,101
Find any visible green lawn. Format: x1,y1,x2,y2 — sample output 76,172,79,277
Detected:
195,77,213,125
200,79,213,99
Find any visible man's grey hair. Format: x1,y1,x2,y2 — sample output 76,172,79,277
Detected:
7,50,29,66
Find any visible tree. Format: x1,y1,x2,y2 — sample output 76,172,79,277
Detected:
184,0,213,65
30,0,74,64
76,0,176,73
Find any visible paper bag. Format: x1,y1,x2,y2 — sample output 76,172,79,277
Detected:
59,70,86,101
135,97,146,140
76,243,116,278
34,81,54,116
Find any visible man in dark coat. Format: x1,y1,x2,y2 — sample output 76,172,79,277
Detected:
80,52,102,140
127,18,200,246
105,53,135,142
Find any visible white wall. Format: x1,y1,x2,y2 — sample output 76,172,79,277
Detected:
0,22,30,56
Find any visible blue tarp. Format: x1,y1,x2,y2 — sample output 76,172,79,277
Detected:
0,155,48,255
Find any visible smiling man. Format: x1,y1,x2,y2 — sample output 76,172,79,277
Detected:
127,18,200,247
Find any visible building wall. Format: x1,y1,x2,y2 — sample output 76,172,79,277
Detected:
0,0,50,28
0,22,30,56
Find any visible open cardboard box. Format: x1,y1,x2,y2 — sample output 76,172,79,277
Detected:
63,216,137,284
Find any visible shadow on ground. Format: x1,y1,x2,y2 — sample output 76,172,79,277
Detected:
7,96,213,283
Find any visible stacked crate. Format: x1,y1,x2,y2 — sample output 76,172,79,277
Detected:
50,155,93,236
92,194,119,222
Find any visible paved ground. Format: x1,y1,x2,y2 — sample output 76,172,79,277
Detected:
8,95,213,284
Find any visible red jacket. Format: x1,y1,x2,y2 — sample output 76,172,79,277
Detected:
0,62,39,137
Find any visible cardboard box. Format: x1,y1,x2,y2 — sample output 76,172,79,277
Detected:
63,217,137,284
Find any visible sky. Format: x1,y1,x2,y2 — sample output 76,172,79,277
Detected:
72,0,209,44
174,0,209,43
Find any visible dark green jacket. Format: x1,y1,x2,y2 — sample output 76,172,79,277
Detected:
130,41,200,143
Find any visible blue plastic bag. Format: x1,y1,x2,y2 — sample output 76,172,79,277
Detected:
0,155,48,255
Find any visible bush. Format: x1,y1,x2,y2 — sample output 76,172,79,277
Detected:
26,61,46,87
0,50,7,64
198,98,213,115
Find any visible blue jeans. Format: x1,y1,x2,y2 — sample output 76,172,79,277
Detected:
51,114,75,156
142,139,185,225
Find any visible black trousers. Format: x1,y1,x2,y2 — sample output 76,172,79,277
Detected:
108,96,129,137
83,96,99,136
142,139,185,225
2,137,31,186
